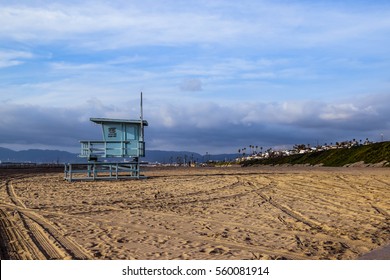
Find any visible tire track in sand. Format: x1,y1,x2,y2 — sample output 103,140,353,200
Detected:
5,180,27,209
248,181,330,231
246,181,366,246
0,179,91,259
0,208,45,259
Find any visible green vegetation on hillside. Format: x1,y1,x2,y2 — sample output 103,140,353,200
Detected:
242,141,390,167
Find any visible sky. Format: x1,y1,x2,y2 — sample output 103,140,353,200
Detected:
1,0,390,154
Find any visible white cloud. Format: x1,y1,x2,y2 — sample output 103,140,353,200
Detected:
0,50,34,68
2,1,389,51
180,79,202,91
320,104,360,121
49,62,101,71
0,2,247,49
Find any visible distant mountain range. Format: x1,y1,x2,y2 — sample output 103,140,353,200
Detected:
0,147,238,164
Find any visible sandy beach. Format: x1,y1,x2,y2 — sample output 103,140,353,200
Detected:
0,166,389,260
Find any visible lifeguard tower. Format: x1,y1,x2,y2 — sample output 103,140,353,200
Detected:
64,94,148,181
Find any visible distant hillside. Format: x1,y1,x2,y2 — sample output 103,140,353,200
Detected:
242,142,390,167
0,147,81,163
0,147,238,164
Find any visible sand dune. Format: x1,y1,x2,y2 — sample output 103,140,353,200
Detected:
0,166,389,260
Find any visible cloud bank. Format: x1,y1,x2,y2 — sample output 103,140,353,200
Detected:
1,93,389,153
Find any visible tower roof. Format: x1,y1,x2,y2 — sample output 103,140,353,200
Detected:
90,118,148,126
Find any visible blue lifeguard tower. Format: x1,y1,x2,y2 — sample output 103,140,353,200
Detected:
79,118,147,160
64,94,148,181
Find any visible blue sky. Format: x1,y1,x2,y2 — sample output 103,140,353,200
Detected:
1,0,390,154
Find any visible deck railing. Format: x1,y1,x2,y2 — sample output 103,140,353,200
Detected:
80,140,141,158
